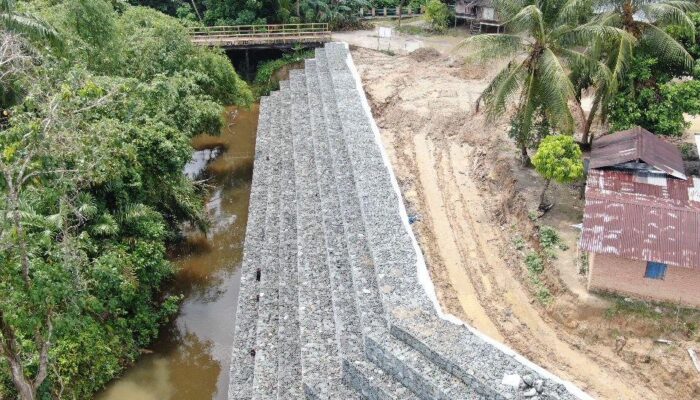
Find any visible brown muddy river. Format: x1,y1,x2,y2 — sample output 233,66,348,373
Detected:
96,104,259,400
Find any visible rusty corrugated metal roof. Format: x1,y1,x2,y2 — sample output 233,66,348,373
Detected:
580,169,700,268
590,126,687,179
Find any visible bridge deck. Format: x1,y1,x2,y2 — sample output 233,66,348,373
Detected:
190,23,331,49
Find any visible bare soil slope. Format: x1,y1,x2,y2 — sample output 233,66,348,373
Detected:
352,47,700,400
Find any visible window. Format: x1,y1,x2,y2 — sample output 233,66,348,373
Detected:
644,261,667,280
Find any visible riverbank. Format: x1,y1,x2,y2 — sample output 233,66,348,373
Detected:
96,104,259,400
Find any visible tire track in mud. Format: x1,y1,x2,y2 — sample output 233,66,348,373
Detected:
353,48,658,400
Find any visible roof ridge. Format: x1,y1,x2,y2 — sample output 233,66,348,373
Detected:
636,127,642,162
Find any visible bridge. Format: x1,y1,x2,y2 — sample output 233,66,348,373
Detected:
189,23,331,49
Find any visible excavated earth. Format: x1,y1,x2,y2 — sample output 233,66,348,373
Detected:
349,46,700,400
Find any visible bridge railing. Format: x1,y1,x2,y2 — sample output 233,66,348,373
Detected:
359,6,426,19
189,23,331,41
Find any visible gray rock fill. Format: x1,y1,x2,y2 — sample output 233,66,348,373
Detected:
229,95,274,400
228,43,583,400
276,83,303,399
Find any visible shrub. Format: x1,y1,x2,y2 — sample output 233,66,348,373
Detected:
539,226,568,251
424,0,450,32
525,252,544,274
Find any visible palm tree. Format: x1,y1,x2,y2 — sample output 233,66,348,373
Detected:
462,0,619,164
0,0,58,44
580,0,698,143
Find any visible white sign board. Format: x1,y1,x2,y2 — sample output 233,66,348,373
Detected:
378,27,393,38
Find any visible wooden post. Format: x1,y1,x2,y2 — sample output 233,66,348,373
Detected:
372,8,375,17
383,7,387,17
360,7,364,17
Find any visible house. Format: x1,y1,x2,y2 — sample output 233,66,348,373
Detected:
579,126,700,307
454,0,504,33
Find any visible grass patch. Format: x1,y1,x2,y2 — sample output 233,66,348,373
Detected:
394,24,465,37
395,25,428,35
602,295,700,338
524,251,552,304
604,297,664,320
512,235,526,251
578,251,589,275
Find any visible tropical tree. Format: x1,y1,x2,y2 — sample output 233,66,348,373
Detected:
462,0,617,164
581,0,699,142
0,0,58,44
532,135,584,209
0,0,60,106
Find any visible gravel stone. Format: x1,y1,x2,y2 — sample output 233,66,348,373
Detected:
275,84,303,399
228,95,275,400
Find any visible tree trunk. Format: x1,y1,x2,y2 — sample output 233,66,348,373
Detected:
622,0,641,38
8,189,30,286
582,91,602,145
190,0,203,22
520,142,531,167
539,179,551,209
296,0,300,17
0,311,36,400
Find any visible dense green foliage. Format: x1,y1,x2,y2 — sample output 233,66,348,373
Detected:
132,0,370,28
608,54,700,135
424,0,450,32
0,1,251,399
606,11,700,136
254,49,314,96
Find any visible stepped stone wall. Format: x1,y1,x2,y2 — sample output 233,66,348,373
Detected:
228,42,588,400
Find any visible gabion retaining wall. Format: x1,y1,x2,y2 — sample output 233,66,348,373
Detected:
228,42,589,400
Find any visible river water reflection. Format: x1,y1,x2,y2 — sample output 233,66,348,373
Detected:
96,104,259,400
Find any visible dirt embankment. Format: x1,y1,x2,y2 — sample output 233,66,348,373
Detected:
352,47,700,400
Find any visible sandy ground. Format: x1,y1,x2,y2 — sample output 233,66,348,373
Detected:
350,44,700,400
332,18,469,56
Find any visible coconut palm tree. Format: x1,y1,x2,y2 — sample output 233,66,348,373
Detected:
580,0,698,143
462,0,621,164
0,0,58,44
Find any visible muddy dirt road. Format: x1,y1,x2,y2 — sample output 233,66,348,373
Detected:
351,47,700,400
